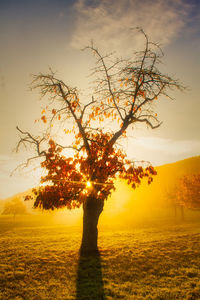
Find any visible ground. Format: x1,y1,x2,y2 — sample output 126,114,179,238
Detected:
0,215,200,299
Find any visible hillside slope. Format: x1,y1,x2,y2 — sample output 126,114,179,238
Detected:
102,156,200,226
1,156,200,225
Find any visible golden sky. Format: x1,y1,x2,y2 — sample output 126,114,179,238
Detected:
0,0,200,198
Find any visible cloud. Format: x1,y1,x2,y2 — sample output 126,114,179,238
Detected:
133,137,200,156
71,0,192,54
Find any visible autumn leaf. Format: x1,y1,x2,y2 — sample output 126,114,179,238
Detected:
41,115,47,123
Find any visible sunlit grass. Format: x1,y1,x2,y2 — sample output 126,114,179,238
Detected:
0,216,200,299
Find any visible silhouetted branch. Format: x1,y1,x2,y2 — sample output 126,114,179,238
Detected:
16,126,46,156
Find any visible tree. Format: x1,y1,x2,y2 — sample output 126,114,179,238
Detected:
16,30,183,255
163,184,185,220
177,174,200,210
2,197,27,219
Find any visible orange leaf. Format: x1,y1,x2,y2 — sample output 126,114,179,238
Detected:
41,116,47,123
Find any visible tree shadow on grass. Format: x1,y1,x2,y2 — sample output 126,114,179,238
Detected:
76,250,106,300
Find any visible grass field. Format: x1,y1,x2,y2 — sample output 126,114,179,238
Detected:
0,216,200,299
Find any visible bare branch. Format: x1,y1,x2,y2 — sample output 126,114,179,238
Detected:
56,143,84,152
135,118,162,129
11,155,43,176
80,96,96,120
84,44,124,121
16,126,46,157
57,82,91,155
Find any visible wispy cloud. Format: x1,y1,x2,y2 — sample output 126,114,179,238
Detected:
71,0,192,54
133,137,200,155
127,136,200,165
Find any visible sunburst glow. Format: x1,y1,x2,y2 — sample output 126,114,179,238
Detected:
86,181,92,188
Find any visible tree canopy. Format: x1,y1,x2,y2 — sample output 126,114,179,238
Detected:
16,31,183,212
177,174,200,210
16,30,185,254
2,197,27,217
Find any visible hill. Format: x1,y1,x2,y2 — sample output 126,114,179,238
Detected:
1,156,200,226
150,155,200,206
156,155,200,184
0,199,7,213
101,155,200,226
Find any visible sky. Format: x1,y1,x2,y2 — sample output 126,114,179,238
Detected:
0,0,200,199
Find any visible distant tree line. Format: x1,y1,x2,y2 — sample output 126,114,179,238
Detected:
164,173,200,219
2,197,28,219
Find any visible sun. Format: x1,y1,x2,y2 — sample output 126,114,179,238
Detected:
86,181,92,188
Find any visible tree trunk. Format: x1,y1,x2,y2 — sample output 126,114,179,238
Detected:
174,204,177,218
80,196,104,255
180,205,184,221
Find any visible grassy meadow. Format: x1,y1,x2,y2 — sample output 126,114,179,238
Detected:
0,214,200,299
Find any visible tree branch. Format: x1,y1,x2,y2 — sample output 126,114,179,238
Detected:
16,126,46,157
